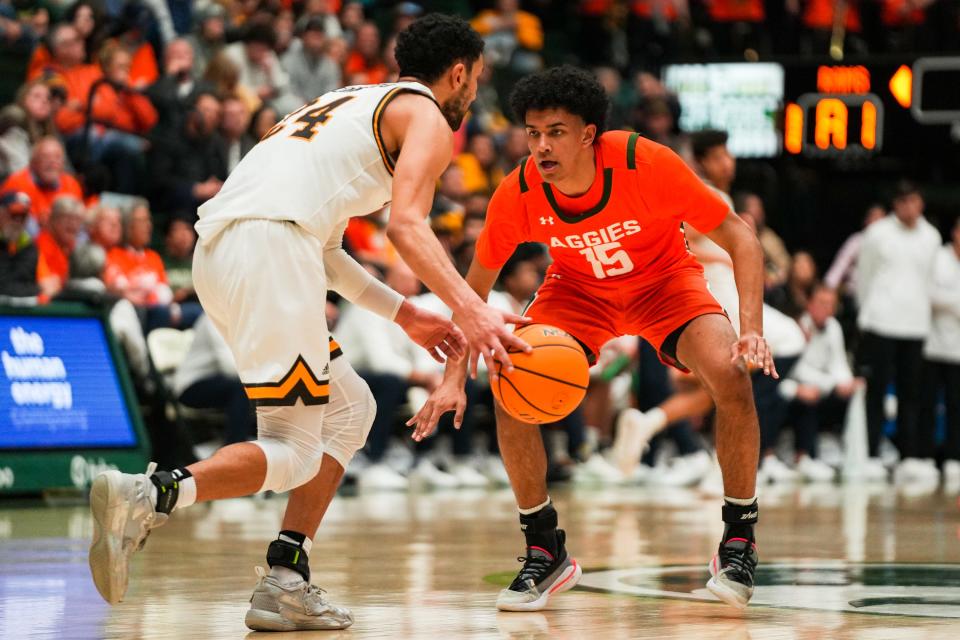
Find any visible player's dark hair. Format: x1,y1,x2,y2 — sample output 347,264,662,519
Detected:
509,66,609,133
691,129,729,162
892,179,921,201
395,14,484,84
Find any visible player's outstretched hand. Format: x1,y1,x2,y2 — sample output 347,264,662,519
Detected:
395,300,467,363
731,331,779,378
459,302,532,381
406,378,466,441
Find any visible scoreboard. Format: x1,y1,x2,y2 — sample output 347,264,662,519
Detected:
664,57,960,160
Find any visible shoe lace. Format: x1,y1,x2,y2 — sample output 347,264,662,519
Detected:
720,543,757,586
510,551,554,590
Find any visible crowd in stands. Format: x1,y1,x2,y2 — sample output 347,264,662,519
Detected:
1,1,958,491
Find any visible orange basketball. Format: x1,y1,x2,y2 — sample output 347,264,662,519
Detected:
491,324,590,424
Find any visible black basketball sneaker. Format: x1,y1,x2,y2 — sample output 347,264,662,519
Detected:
496,529,581,611
707,537,759,609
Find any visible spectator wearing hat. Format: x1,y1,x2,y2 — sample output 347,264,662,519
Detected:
35,194,84,298
0,191,41,299
224,19,299,114
282,16,342,105
1,137,83,229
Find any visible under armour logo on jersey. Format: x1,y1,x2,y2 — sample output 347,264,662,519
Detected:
539,216,555,225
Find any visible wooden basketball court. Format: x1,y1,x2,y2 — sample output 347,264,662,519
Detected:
2,484,959,639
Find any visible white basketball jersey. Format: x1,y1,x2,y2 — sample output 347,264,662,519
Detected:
195,81,438,244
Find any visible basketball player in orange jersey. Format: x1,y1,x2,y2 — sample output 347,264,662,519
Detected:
409,66,778,611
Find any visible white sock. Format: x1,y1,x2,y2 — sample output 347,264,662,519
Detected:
518,497,551,515
724,494,757,506
647,407,667,430
174,477,197,510
269,565,304,585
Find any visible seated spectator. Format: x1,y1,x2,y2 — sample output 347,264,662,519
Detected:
163,217,197,302
88,203,122,253
471,0,543,73
920,217,960,487
55,44,157,194
0,191,40,300
104,198,173,309
0,80,58,180
343,21,387,85
27,23,87,82
186,3,228,77
173,313,255,445
104,3,159,89
35,194,84,298
220,96,255,174
203,51,261,114
54,242,151,384
454,133,503,195
778,285,861,481
736,191,791,288
147,38,213,138
148,91,227,220
27,3,103,80
1,137,83,229
766,250,818,319
224,19,299,115
297,0,345,40
282,16,342,105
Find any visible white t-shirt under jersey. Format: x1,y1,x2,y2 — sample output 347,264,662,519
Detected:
195,81,437,244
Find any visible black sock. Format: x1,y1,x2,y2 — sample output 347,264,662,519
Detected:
150,467,192,515
267,530,311,581
721,499,758,543
519,502,560,557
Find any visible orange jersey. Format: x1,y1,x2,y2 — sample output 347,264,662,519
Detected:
476,132,730,287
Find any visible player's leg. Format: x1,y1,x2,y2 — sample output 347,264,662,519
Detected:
494,281,609,612
674,312,760,609
245,357,373,631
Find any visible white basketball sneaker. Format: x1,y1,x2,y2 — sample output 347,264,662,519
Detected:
89,462,168,604
246,567,354,631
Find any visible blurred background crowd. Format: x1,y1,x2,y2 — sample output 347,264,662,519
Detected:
1,0,958,494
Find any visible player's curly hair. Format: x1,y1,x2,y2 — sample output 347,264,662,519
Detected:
395,14,484,84
509,66,609,132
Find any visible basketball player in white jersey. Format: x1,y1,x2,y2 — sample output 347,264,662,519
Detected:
88,15,529,631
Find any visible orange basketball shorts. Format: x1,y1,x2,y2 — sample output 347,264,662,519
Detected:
524,267,727,370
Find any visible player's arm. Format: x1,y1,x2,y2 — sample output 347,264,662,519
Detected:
383,95,529,370
322,225,465,363
407,257,503,441
704,212,777,378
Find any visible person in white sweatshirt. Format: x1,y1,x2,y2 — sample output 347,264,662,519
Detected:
920,217,960,486
856,181,942,481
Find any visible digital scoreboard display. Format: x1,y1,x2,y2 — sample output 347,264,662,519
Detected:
662,63,785,158
0,315,138,450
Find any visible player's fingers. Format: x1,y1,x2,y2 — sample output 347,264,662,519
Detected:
482,348,499,381
454,397,466,429
730,341,743,364
756,340,770,375
469,349,480,380
449,326,467,355
502,332,531,353
492,341,515,374
426,346,445,364
767,350,780,379
502,312,533,325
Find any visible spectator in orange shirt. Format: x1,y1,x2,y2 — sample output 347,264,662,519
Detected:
105,3,160,89
27,23,86,82
55,44,157,194
471,0,543,73
35,194,84,298
1,137,83,229
27,2,103,81
344,21,388,85
88,203,122,253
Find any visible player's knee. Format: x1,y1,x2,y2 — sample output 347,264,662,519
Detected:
322,380,376,469
254,407,326,492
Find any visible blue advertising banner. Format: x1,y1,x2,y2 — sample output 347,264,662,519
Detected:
0,315,138,450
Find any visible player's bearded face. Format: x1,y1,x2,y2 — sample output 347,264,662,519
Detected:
440,58,482,131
